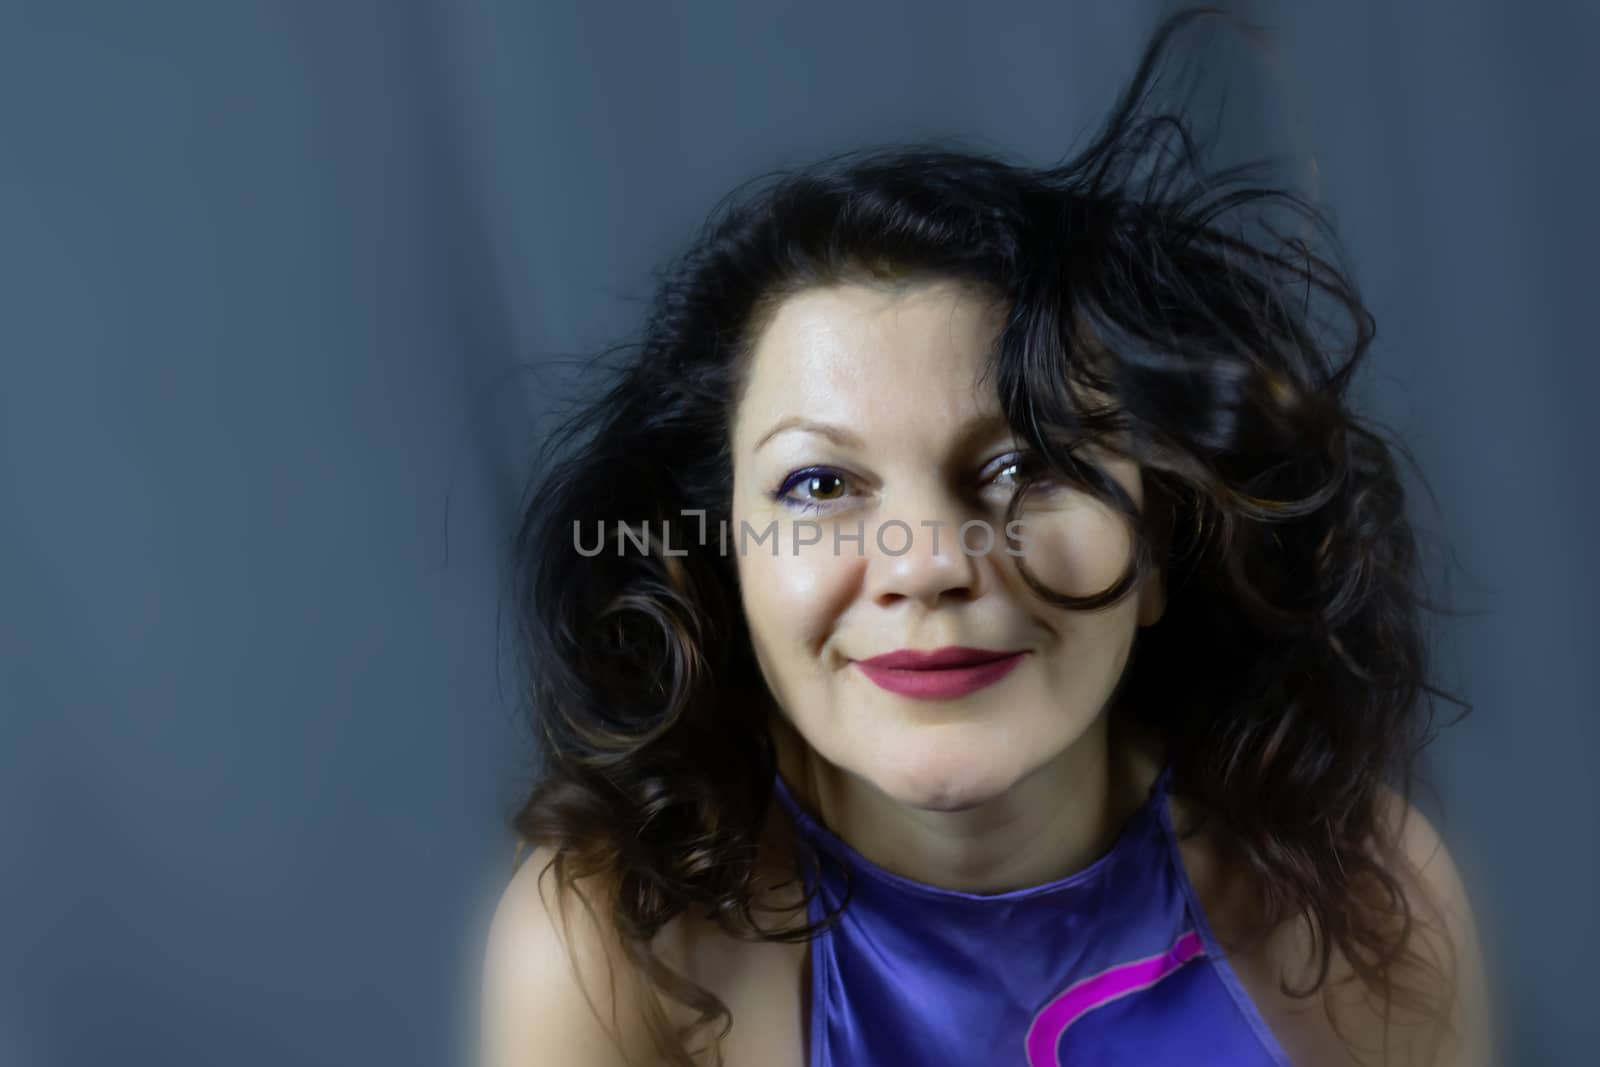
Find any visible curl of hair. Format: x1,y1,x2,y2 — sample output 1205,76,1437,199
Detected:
507,9,1469,1065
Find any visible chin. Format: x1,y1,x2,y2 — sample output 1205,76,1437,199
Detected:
866,750,1029,813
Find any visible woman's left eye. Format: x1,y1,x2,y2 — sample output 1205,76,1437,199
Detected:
991,458,1022,485
984,451,1034,487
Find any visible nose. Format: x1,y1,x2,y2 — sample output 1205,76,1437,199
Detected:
863,500,985,609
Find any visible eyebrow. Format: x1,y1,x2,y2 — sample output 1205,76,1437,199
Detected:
752,412,1014,453
754,417,865,452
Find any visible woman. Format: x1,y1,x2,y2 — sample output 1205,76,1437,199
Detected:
479,11,1490,1066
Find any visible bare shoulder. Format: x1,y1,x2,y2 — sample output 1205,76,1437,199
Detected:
1170,786,1493,1067
1378,788,1474,935
1373,786,1495,1066
477,837,808,1067
477,844,656,1067
1301,787,1494,1066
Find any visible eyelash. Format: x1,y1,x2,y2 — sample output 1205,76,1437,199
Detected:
770,453,1038,513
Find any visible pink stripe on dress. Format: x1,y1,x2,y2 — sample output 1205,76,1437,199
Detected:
1024,929,1207,1066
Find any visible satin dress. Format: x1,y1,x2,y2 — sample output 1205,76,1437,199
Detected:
771,765,1294,1066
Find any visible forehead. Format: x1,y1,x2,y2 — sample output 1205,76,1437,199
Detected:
732,279,1008,443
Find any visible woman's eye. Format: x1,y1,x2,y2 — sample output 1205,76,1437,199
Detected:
992,459,1024,485
773,467,855,510
985,451,1035,487
984,450,1077,500
793,476,844,502
801,473,846,499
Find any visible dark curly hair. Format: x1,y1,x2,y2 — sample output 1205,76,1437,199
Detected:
506,8,1468,1065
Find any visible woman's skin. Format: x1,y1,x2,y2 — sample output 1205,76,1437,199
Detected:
479,278,1492,1067
730,277,1164,896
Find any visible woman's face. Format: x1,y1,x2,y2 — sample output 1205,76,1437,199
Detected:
729,278,1164,811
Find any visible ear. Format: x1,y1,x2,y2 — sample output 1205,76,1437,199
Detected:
1136,477,1172,628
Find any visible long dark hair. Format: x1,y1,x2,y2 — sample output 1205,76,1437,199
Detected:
507,9,1468,1064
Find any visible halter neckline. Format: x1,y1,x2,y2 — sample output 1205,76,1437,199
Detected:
770,763,1175,904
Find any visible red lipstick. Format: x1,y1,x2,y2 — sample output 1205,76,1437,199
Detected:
853,646,1028,700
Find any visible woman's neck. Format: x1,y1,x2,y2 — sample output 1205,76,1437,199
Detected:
768,709,1163,895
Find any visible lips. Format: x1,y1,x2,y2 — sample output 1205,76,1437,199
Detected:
853,645,1028,700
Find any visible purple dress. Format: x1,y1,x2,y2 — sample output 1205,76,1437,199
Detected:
771,765,1294,1066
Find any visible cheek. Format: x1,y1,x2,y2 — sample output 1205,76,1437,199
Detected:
736,523,862,673
1009,494,1136,598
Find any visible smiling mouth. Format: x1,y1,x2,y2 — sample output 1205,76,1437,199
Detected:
852,646,1028,700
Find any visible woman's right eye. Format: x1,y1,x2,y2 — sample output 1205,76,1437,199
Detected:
772,467,856,511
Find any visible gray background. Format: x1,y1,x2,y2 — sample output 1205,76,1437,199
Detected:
2,1,1592,1064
